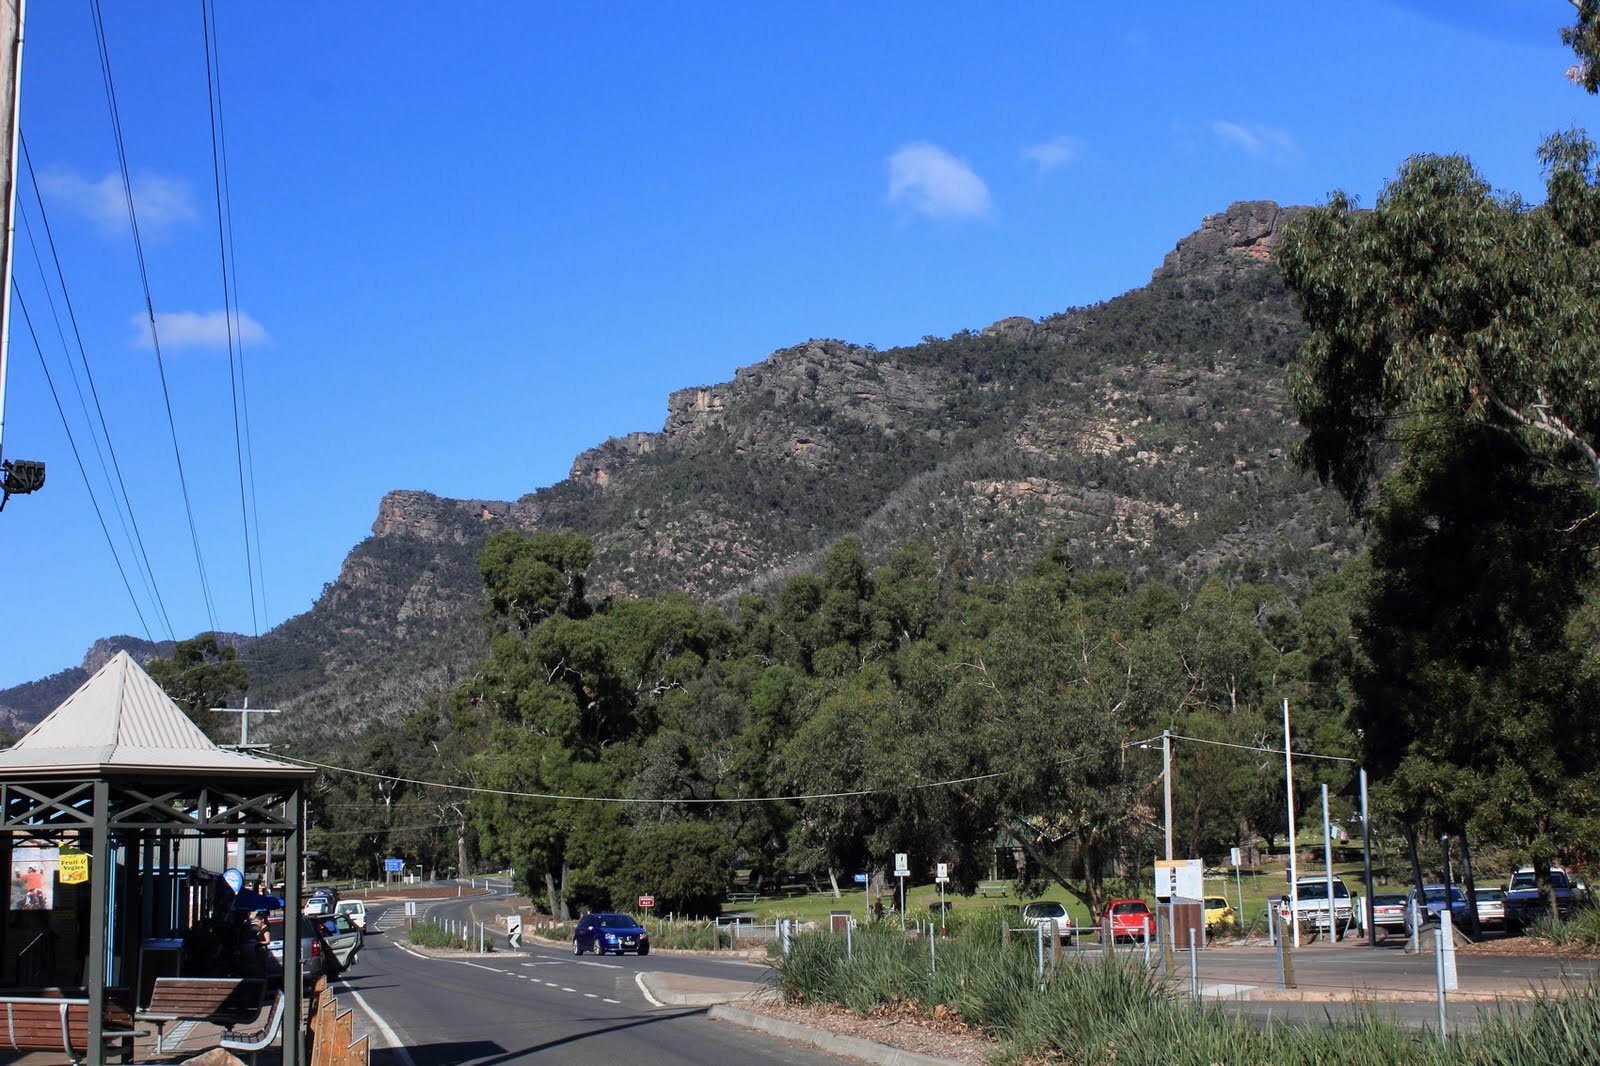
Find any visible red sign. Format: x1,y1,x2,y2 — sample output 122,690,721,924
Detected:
638,895,655,909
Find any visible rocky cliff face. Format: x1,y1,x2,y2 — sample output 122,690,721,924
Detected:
9,201,1362,742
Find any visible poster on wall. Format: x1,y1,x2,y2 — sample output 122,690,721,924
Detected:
11,847,60,911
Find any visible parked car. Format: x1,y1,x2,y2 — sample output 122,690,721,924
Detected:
1369,893,1409,940
1021,900,1072,939
334,898,367,930
1407,884,1469,932
1100,898,1155,941
1474,887,1507,929
1504,866,1589,931
1289,877,1356,940
303,889,338,917
573,913,650,956
1203,896,1236,931
265,914,347,984
315,912,363,970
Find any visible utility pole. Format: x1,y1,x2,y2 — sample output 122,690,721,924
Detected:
214,699,280,879
1283,698,1300,947
0,0,42,511
1162,729,1173,862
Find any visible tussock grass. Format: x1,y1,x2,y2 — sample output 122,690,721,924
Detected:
776,923,1600,1065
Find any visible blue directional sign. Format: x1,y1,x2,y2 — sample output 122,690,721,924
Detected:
852,873,868,883
384,857,404,873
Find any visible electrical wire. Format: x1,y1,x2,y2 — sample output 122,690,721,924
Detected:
18,134,176,639
199,0,263,639
11,282,154,640
1168,732,1358,764
89,0,219,635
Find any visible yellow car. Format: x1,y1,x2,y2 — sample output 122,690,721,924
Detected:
1204,895,1237,930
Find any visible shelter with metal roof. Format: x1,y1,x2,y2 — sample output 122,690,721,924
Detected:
0,650,315,1064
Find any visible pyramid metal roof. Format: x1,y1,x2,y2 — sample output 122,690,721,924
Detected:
0,650,314,779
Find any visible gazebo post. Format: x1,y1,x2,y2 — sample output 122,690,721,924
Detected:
87,779,111,1063
284,782,305,1066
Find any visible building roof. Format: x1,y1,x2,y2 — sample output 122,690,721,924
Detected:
0,650,314,780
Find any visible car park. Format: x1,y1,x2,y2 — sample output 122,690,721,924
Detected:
1021,900,1073,939
1100,898,1155,941
573,913,650,956
1203,896,1236,931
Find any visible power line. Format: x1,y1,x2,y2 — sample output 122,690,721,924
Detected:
89,0,218,635
1168,731,1358,764
11,281,153,640
17,135,175,638
199,0,264,639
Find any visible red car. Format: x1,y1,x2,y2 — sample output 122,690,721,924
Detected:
1100,898,1156,941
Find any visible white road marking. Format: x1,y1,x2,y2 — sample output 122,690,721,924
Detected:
603,998,621,1004
576,959,623,970
634,971,664,1008
343,982,415,1066
584,992,598,998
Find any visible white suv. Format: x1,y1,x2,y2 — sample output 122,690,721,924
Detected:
1020,900,1073,939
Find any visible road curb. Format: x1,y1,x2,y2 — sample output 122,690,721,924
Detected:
708,1004,969,1066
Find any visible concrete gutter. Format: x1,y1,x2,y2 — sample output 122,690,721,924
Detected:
708,1004,969,1066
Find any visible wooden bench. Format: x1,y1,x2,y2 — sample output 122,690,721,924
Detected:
726,891,760,904
139,976,265,1053
221,989,286,1064
0,994,143,1064
979,882,1010,898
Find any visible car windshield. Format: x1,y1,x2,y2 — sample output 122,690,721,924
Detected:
1421,888,1463,904
1477,889,1505,901
1204,898,1228,908
1374,895,1406,906
1023,903,1066,918
1295,881,1349,900
596,915,638,929
1110,902,1148,915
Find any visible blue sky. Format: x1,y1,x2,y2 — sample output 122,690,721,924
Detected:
0,1,1585,689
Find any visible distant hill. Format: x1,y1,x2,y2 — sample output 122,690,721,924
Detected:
4,201,1365,745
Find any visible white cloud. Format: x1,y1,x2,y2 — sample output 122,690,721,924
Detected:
38,169,197,234
886,143,990,219
1023,135,1084,173
131,310,269,351
1211,120,1299,162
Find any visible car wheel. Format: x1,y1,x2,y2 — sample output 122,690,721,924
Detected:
573,940,584,956
638,944,649,956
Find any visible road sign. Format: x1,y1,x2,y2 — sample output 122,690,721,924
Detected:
935,862,948,883
1230,846,1243,867
852,873,868,883
638,895,655,909
384,857,404,873
508,915,522,949
894,852,909,877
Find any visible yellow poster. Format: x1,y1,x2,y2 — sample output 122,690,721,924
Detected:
58,850,88,885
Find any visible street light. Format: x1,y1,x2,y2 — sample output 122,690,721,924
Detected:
1441,834,1453,888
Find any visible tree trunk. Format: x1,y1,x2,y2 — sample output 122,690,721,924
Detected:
1404,824,1428,927
827,867,841,899
1458,825,1481,938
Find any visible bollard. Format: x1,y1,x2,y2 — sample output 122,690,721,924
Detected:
928,923,937,975
1440,911,1458,991
1001,919,1010,949
1102,917,1112,960
1188,927,1199,1002
1434,927,1448,1043
845,920,853,960
1035,923,1045,985
1142,921,1150,968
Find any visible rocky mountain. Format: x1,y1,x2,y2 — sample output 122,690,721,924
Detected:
3,201,1364,742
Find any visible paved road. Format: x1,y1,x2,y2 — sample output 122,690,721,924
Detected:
333,900,844,1065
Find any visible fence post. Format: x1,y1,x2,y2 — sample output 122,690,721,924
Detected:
1035,923,1045,986
928,923,937,976
1102,916,1112,960
1188,927,1199,1002
1142,920,1150,969
1001,919,1010,949
1434,927,1448,1043
845,919,852,960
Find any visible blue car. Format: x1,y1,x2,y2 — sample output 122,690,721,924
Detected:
574,912,650,956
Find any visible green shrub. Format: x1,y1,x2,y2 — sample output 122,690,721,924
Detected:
407,921,471,949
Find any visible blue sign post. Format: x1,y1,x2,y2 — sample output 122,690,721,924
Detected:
384,857,404,875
